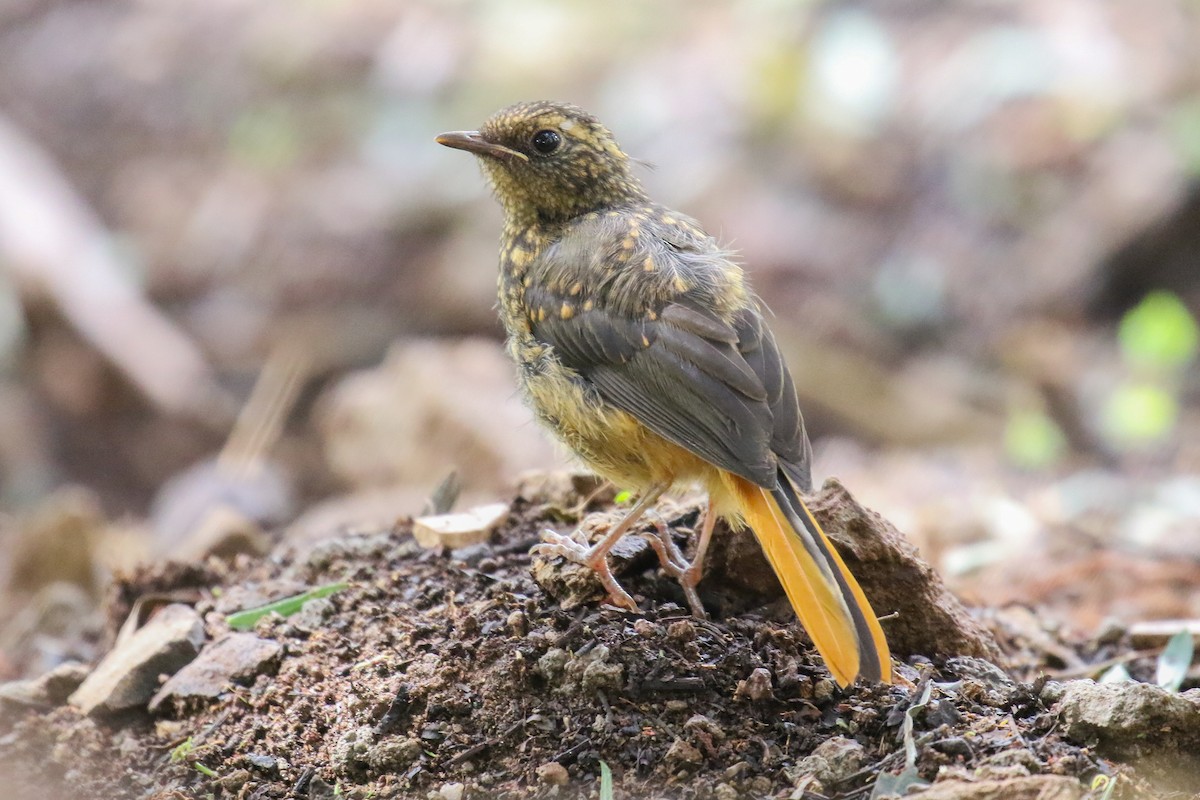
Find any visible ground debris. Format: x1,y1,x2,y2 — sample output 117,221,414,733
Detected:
148,632,282,712
0,480,1186,798
908,775,1085,799
67,603,205,716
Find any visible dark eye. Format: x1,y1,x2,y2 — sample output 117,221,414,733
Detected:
531,129,561,155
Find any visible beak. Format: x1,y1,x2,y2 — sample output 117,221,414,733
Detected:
435,130,528,162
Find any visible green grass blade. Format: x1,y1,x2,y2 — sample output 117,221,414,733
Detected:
226,581,348,630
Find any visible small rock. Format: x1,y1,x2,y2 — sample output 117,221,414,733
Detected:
245,753,278,774
1058,680,1200,761
793,736,865,787
69,604,205,716
667,620,696,642
217,769,251,792
665,737,703,767
579,646,624,693
1039,680,1066,705
308,776,338,800
909,775,1084,799
633,619,657,637
413,503,509,549
684,714,725,742
536,648,569,683
0,661,90,710
735,667,773,701
506,610,527,636
536,761,570,785
332,725,376,776
537,645,623,695
713,783,739,800
438,782,465,800
367,737,424,772
149,633,282,711
813,678,835,701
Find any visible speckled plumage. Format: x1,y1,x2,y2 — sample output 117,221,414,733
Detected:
437,102,891,686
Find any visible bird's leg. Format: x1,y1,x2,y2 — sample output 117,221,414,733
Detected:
532,483,668,612
644,503,718,619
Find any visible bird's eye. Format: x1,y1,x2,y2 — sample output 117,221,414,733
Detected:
531,129,561,155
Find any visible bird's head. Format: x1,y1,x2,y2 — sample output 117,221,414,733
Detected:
437,101,646,223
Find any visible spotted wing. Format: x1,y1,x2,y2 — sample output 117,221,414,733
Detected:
529,261,811,490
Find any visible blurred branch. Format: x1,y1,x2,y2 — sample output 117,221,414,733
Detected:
0,113,231,423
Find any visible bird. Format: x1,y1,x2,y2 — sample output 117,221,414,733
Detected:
436,101,891,686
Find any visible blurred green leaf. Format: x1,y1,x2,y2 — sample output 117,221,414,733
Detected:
613,490,633,505
226,581,347,630
1169,100,1200,175
229,105,303,171
599,760,614,800
1099,662,1132,684
1118,291,1199,370
1091,774,1118,800
170,737,195,763
1102,382,1177,446
1156,630,1195,692
1004,409,1066,469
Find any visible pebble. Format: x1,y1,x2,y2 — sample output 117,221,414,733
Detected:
793,736,865,786
0,661,90,710
413,503,509,549
69,604,205,716
667,620,696,642
735,667,773,702
149,632,282,711
1058,680,1200,760
536,761,570,785
633,619,657,638
665,737,703,766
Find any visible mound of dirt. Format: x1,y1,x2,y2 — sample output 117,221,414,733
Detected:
0,479,1190,799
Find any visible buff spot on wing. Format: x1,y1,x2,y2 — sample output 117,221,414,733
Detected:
510,247,533,268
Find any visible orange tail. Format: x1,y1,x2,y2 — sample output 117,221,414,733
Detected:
726,473,892,686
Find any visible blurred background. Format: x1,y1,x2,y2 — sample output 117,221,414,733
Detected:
0,0,1198,680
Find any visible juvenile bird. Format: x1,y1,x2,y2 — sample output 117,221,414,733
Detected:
437,101,891,685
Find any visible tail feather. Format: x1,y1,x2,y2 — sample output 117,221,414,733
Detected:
726,472,892,686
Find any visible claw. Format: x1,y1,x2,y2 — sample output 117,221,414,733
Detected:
643,521,707,619
532,527,640,612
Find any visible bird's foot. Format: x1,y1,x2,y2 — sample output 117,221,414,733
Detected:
532,528,640,612
643,518,708,619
